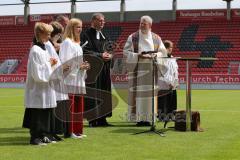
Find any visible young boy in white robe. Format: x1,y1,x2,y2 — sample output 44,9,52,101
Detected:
158,40,179,128
45,21,70,140
22,22,58,145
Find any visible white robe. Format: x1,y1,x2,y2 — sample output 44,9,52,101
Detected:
158,56,179,90
123,30,168,122
24,45,57,109
45,41,69,101
59,38,86,94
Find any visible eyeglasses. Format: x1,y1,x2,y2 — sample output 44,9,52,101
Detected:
96,19,105,23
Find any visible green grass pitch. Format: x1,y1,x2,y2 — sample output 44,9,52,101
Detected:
0,88,240,160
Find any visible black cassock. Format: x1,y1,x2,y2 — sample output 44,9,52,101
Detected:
81,27,112,124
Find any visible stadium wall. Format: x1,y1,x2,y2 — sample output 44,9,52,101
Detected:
76,10,172,22
1,9,239,25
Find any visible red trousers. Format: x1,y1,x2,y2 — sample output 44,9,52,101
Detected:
69,94,84,134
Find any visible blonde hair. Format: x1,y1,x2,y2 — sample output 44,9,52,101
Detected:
63,18,82,42
34,22,53,42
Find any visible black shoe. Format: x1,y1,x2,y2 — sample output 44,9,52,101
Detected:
143,122,151,126
136,121,151,126
89,121,98,127
42,136,56,143
30,138,47,146
46,135,57,141
136,121,144,126
47,134,62,141
164,121,168,128
99,121,114,127
53,134,63,141
106,123,114,126
64,133,71,138
96,118,113,127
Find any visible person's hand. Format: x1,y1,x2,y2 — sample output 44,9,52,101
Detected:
53,42,60,52
169,84,173,90
80,61,90,70
52,34,61,43
138,52,152,59
102,52,112,61
50,58,58,66
152,53,157,58
63,64,70,72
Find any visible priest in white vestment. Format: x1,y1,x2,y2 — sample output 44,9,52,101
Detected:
123,15,168,126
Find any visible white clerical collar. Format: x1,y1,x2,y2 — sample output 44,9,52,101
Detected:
96,30,105,40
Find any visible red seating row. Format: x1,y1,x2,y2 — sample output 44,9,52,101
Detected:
0,20,239,75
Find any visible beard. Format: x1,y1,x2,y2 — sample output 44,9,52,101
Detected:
140,28,150,34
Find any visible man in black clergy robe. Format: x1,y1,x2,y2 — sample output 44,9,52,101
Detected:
81,13,113,127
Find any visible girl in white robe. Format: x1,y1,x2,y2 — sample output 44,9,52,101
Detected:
59,18,90,139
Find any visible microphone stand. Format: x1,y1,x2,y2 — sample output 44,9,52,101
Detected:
134,53,165,137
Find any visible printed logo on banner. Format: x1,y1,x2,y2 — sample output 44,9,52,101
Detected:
0,16,15,25
0,75,26,83
177,10,226,19
30,15,41,22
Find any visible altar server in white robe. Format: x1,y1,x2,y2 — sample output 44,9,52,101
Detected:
45,21,71,140
158,40,179,127
59,18,90,139
22,22,58,145
123,15,168,126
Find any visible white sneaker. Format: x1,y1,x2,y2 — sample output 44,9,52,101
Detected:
51,140,57,144
79,134,87,138
70,133,83,139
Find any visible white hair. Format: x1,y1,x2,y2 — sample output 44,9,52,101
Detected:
140,15,153,25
